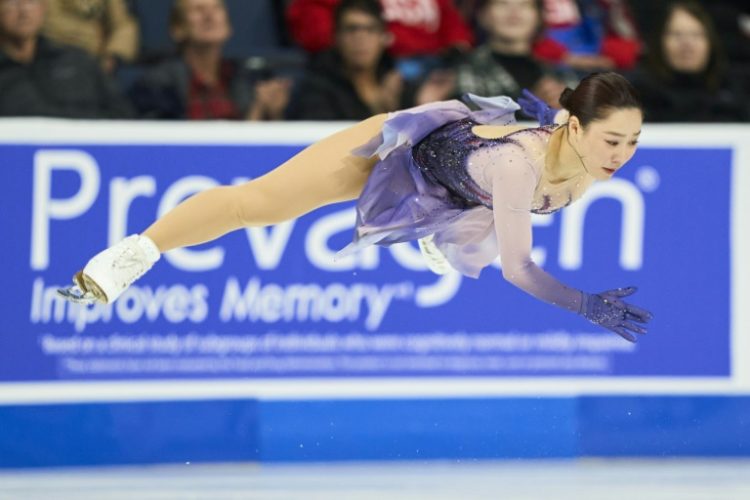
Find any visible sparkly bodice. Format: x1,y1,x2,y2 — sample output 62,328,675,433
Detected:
412,118,593,215
412,118,499,208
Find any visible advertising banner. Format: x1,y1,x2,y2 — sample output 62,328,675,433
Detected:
0,138,733,382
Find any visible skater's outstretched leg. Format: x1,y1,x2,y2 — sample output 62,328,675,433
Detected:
143,113,387,252
59,113,388,304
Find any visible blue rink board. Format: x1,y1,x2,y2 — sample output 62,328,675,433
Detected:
2,396,750,468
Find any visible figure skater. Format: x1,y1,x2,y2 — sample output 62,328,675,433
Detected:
58,71,653,342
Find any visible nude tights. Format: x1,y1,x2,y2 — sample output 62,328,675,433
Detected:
142,114,386,253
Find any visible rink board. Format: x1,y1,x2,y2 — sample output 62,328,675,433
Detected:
0,120,748,466
2,396,750,467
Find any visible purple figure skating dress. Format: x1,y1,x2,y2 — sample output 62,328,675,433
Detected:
340,95,595,282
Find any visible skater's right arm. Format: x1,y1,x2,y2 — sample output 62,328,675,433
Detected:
488,158,584,313
488,158,652,341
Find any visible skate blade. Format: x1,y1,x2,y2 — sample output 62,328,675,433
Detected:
56,284,98,305
77,271,109,304
56,271,108,305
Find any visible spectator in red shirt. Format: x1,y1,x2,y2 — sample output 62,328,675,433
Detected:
286,0,474,79
130,0,290,120
534,0,641,71
287,0,458,119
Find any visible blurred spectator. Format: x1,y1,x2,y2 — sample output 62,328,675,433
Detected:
454,0,569,107
630,1,750,66
0,0,133,118
286,0,473,77
287,0,426,120
133,0,290,62
627,1,748,122
129,0,290,120
534,0,641,72
42,0,138,74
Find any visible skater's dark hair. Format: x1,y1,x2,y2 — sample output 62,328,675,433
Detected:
334,0,385,32
558,72,642,128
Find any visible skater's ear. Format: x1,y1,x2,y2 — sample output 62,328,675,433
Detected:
567,114,584,139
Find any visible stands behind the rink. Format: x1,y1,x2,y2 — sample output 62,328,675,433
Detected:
131,0,287,60
121,0,305,103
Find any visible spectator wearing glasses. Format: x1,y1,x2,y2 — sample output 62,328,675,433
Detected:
286,0,474,81
287,0,418,120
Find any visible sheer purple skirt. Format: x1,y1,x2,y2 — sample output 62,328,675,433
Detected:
338,96,520,278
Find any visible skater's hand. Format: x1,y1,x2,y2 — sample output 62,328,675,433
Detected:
517,89,558,126
579,287,653,342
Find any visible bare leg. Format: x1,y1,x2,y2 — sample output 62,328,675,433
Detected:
143,113,387,253
58,114,389,304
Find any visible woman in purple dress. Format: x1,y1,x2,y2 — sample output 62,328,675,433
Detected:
59,71,652,342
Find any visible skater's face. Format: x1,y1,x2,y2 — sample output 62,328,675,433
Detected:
662,7,710,73
569,107,643,181
480,0,540,45
0,0,45,41
171,0,231,48
335,10,390,71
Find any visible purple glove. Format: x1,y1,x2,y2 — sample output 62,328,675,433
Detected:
579,287,653,342
517,89,557,126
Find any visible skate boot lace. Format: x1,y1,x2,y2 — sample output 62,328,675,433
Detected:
112,246,148,289
419,235,452,274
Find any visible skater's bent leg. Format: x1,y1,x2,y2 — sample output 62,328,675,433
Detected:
143,113,387,253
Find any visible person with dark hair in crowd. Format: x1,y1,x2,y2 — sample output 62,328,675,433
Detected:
61,72,653,344
630,0,750,70
42,0,139,74
627,1,748,122
129,0,290,121
0,0,133,118
534,0,642,73
454,0,571,107
286,0,473,58
288,0,431,120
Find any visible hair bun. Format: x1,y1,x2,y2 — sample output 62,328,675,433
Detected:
558,87,574,109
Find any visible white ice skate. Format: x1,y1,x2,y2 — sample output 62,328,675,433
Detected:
417,234,453,275
57,234,161,305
